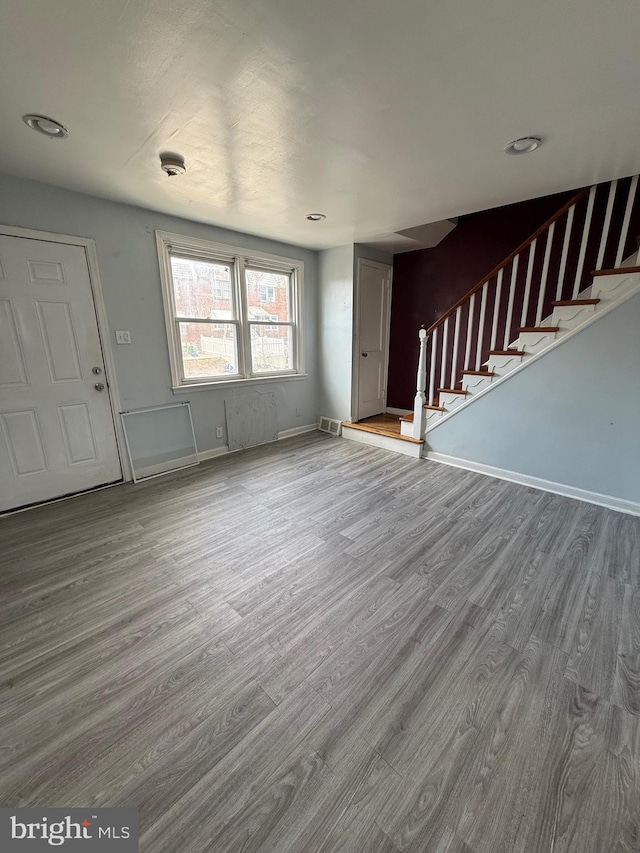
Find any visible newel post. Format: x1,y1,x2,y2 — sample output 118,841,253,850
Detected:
413,326,428,439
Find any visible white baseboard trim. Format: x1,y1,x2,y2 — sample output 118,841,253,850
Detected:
198,424,318,462
197,446,230,462
423,451,640,516
278,424,319,439
385,407,412,416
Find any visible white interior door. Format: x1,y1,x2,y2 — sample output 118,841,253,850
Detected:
0,235,122,511
356,259,392,420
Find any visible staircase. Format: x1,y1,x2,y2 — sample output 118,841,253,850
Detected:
342,174,640,455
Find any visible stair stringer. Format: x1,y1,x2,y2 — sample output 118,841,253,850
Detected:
423,271,640,441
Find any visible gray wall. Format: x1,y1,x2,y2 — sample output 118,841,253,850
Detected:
318,244,355,422
316,243,393,423
354,243,393,269
426,293,640,503
0,173,318,455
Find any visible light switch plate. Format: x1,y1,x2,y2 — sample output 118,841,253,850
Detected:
115,330,131,344
216,426,224,439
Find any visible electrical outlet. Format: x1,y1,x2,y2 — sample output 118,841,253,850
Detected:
115,330,131,344
216,426,224,439
296,407,302,418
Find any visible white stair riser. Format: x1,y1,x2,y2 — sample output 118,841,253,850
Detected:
341,425,423,458
591,274,637,301
438,393,467,411
462,376,491,394
516,331,557,353
400,409,443,438
461,375,493,394
487,354,524,374
552,304,596,327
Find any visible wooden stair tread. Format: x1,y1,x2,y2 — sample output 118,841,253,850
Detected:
341,421,424,444
592,265,640,276
489,349,525,356
519,326,559,333
437,388,467,395
552,299,600,306
461,370,495,376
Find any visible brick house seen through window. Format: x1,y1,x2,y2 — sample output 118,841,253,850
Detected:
157,233,302,385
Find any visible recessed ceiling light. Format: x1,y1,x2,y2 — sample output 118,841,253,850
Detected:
306,213,326,221
504,136,542,155
23,114,69,139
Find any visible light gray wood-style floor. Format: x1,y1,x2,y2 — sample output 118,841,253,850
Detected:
1,432,639,852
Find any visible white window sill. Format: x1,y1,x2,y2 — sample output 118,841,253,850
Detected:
172,373,308,393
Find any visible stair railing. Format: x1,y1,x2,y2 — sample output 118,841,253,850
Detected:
412,326,428,438
411,174,639,428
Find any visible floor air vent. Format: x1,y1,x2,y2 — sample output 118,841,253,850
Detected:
319,417,341,436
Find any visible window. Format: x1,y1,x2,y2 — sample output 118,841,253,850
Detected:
259,284,276,302
156,232,303,387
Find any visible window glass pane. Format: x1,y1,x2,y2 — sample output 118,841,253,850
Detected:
178,322,238,378
250,324,293,373
245,269,290,324
171,257,234,320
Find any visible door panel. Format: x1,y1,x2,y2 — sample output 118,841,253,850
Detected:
0,235,121,511
1,409,48,475
357,260,391,420
37,301,84,382
58,403,99,464
0,299,29,386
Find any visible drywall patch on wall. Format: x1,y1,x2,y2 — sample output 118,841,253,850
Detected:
225,390,278,451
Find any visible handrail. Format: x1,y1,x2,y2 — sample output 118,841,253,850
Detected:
424,187,590,335
409,174,639,432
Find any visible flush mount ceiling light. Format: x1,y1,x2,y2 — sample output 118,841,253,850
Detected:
23,114,69,139
504,136,542,155
160,153,186,177
306,213,326,221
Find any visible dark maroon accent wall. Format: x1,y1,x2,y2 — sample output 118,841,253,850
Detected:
387,190,577,409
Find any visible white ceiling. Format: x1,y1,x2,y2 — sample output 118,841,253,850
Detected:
1,0,640,250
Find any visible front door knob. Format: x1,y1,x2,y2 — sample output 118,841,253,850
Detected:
362,352,368,357
94,382,105,391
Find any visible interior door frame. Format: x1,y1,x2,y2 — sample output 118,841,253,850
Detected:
0,223,130,485
351,257,393,423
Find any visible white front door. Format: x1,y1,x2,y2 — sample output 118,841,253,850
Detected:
0,235,122,512
356,259,392,420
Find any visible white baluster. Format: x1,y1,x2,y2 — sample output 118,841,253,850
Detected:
412,327,428,439
475,282,488,370
615,174,639,267
490,270,503,351
428,328,437,406
450,307,462,389
464,293,475,370
535,221,555,326
503,255,519,349
440,316,449,389
520,239,537,328
572,185,596,298
556,204,576,300
595,179,618,271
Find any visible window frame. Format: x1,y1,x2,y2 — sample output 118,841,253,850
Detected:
156,231,304,390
